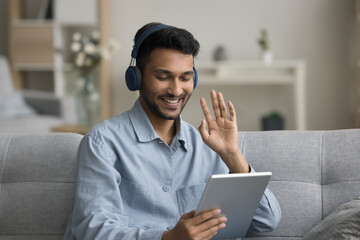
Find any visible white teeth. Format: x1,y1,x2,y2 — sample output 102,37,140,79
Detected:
164,99,180,104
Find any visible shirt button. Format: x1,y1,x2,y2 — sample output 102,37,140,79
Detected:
162,186,170,192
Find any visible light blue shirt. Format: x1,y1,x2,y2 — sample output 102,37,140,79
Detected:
65,99,281,240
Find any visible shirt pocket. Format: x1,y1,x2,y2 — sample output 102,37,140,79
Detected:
176,183,207,215
119,177,155,217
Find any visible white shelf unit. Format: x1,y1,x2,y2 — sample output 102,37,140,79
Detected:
9,0,112,121
196,60,307,130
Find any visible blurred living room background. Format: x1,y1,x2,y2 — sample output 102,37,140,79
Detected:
0,0,359,134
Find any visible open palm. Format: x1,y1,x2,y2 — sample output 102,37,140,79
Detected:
198,90,239,159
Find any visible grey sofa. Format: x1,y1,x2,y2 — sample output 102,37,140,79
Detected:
0,129,359,239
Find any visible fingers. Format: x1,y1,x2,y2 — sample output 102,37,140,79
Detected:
174,209,226,240
210,90,221,119
191,209,222,225
228,100,236,122
197,215,227,232
198,220,226,240
216,91,229,119
208,90,230,120
200,90,236,125
192,209,227,239
200,97,213,124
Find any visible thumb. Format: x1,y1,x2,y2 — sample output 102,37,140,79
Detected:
181,210,196,220
198,119,209,141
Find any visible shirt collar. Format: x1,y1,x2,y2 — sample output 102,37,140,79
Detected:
174,116,187,151
129,98,187,151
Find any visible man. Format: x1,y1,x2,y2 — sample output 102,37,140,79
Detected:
65,22,281,240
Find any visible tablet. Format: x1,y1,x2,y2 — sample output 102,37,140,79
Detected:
195,172,272,239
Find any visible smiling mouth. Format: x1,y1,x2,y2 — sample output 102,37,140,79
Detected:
163,98,181,104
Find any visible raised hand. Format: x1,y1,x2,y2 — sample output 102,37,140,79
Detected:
198,90,249,173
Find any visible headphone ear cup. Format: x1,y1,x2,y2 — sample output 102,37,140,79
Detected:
193,66,198,89
125,66,142,91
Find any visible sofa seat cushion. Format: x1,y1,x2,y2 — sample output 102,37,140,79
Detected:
303,197,360,240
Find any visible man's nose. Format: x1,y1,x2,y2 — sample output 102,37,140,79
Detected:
168,79,182,96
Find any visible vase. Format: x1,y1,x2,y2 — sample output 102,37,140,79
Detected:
75,73,100,126
261,50,274,65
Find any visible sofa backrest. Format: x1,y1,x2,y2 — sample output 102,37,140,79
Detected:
0,133,82,240
0,130,359,240
241,129,360,240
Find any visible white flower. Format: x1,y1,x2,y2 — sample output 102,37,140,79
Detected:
84,43,97,55
72,32,82,42
75,52,86,67
92,30,100,40
71,42,82,52
70,31,120,73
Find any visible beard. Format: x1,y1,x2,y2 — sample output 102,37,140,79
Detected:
140,91,191,120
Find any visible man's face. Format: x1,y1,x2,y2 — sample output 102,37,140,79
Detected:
139,48,194,121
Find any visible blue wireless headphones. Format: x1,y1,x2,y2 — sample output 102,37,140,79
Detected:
125,24,198,91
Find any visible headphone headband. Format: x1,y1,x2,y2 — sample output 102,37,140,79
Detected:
131,24,173,59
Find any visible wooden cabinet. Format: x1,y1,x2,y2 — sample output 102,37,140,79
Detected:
12,23,53,66
9,0,112,122
9,0,53,89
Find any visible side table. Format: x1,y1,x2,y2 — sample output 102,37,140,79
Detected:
51,124,91,135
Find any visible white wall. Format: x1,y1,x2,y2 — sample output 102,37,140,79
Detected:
111,0,355,130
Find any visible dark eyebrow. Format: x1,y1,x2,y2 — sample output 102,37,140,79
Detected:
182,71,194,76
152,69,194,76
153,69,172,75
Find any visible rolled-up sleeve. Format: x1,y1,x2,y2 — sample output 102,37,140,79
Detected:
247,166,282,232
248,188,281,232
64,135,164,240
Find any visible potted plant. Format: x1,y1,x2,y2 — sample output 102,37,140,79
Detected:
257,29,273,64
261,111,284,131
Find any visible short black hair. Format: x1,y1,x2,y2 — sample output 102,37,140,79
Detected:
134,22,200,73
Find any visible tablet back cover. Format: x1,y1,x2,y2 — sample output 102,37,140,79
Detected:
196,172,272,239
